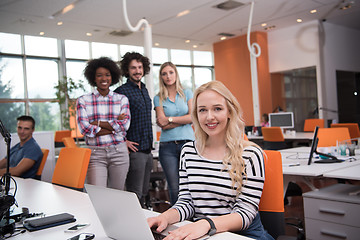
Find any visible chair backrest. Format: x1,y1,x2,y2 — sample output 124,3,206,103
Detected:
62,137,77,148
54,130,72,147
317,127,351,147
243,134,249,141
330,123,360,139
259,150,285,239
35,148,49,180
304,118,324,132
52,147,91,191
262,127,285,142
69,107,84,138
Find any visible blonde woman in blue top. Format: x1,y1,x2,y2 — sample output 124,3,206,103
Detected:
153,62,194,205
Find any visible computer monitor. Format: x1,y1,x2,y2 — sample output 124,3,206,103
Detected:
268,112,294,129
307,126,342,165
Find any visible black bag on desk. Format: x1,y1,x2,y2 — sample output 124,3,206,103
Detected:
23,213,75,232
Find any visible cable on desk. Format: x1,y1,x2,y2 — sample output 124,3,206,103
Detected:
285,153,309,160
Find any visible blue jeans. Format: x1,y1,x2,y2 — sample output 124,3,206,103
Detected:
234,213,274,240
159,141,187,205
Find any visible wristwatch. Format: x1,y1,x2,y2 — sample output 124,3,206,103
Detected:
198,217,216,236
168,117,173,123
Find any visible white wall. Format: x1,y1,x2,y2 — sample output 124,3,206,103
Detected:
268,20,360,123
268,21,319,73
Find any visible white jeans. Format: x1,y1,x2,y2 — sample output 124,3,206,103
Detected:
87,142,129,190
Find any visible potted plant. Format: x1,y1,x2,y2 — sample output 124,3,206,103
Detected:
54,76,85,145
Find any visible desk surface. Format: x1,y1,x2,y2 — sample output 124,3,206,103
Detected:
8,177,250,240
248,132,314,140
279,147,360,180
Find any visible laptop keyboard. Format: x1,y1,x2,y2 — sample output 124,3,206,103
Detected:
152,231,166,240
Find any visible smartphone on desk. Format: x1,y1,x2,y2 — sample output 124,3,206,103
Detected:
65,223,90,233
67,233,95,240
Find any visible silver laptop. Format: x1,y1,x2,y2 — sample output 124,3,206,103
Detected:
85,184,176,240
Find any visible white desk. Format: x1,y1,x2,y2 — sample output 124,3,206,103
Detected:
7,177,251,240
248,132,314,141
323,164,360,181
279,147,360,191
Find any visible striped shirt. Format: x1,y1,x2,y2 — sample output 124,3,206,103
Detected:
172,141,265,231
76,89,130,147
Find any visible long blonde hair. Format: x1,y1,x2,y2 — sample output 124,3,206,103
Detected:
191,80,252,193
158,62,185,105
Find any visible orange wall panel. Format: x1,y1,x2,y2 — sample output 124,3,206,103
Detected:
213,32,272,126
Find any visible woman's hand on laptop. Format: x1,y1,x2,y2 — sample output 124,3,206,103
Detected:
163,221,210,240
147,215,170,234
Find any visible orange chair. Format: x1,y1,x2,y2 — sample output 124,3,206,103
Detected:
259,150,285,239
62,137,77,148
69,107,84,139
303,118,325,132
34,148,49,180
243,134,249,141
52,147,91,191
262,127,288,150
317,127,351,147
54,130,72,147
330,123,360,139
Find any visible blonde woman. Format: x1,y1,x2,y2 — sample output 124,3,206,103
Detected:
153,62,194,205
148,81,273,240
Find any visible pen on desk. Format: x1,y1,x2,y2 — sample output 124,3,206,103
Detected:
288,163,300,167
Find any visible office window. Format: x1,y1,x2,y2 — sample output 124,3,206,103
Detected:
0,31,213,131
24,35,58,57
66,61,90,98
152,48,168,64
170,49,191,65
177,67,192,90
272,67,317,131
30,102,60,131
0,57,24,98
92,42,118,60
194,67,212,88
120,45,144,56
193,51,213,66
65,40,90,59
26,59,59,98
0,102,25,133
0,32,22,54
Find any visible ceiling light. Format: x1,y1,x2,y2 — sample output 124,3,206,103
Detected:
177,10,190,17
86,32,92,36
57,21,63,26
261,23,267,27
39,32,45,36
220,36,227,40
297,18,303,23
193,45,198,48
310,9,317,14
185,40,190,43
62,4,75,14
154,43,160,46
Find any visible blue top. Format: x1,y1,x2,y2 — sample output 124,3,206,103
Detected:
114,79,153,151
8,137,43,178
154,89,195,142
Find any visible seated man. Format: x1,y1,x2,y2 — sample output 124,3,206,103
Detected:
0,115,43,178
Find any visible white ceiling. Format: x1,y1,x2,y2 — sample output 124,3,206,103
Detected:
0,0,359,51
